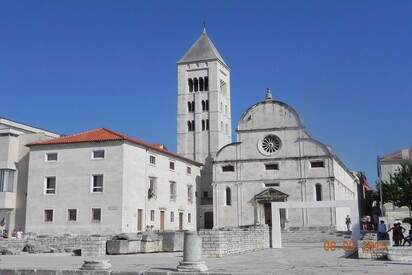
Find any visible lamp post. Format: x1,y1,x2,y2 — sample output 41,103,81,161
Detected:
379,181,384,217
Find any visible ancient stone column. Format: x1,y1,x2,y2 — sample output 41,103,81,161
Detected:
177,231,208,272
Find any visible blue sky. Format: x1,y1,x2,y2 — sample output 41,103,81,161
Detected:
1,1,411,186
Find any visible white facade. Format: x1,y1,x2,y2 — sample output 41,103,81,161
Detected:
0,118,60,234
177,29,232,229
212,92,357,231
26,129,201,235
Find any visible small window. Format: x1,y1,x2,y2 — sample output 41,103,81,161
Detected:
170,211,174,222
187,166,191,175
44,209,53,222
170,161,175,170
225,188,231,206
68,209,77,222
149,155,156,165
46,153,58,162
92,150,105,159
315,184,322,201
150,210,155,221
170,182,177,200
92,175,103,193
203,191,208,198
310,161,325,168
264,183,280,187
188,185,193,203
265,163,279,170
149,177,157,198
45,177,56,194
91,208,101,222
222,165,234,172
188,213,192,223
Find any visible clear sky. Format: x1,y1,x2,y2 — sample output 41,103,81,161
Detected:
1,1,411,186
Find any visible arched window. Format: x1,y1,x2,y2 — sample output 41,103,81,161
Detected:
192,120,195,131
191,101,195,112
225,105,228,115
188,78,193,92
205,100,209,110
204,77,209,91
315,184,322,201
187,121,192,132
220,102,223,112
199,77,204,91
226,124,228,134
194,78,198,92
225,187,231,206
202,100,206,111
221,121,223,131
202,120,205,131
187,101,192,112
206,119,209,130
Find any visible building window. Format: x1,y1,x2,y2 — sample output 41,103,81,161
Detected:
187,121,195,132
206,119,209,130
222,165,235,172
187,166,191,175
170,182,177,200
201,100,209,111
91,208,102,222
45,177,56,194
188,101,195,112
204,77,209,91
225,188,231,206
265,163,279,170
149,155,156,165
188,213,192,223
170,161,175,170
260,135,282,155
203,191,208,198
188,185,193,203
194,78,199,92
149,177,157,198
315,184,322,201
170,211,174,222
92,175,103,193
150,210,155,221
46,153,58,162
199,77,204,91
44,209,53,222
0,169,15,192
92,150,105,159
310,161,325,168
202,120,206,131
68,209,77,222
188,78,193,92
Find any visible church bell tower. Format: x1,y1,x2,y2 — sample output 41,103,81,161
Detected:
177,27,232,229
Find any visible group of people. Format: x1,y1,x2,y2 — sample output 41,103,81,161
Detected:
360,214,380,231
385,222,412,246
1,228,24,239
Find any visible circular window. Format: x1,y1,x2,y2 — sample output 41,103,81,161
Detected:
258,135,282,156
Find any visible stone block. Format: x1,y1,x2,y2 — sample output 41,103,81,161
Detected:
106,240,141,255
158,231,184,252
387,246,412,262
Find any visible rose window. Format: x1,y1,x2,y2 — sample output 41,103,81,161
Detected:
258,135,282,156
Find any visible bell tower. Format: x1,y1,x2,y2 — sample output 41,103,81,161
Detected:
177,27,231,229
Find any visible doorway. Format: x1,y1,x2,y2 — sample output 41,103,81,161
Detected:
137,209,143,231
160,210,165,230
204,212,213,229
179,212,183,230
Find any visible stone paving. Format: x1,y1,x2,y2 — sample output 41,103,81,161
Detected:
0,243,411,274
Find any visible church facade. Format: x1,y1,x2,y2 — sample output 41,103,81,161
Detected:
177,30,357,231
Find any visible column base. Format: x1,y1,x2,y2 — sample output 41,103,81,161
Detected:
177,261,208,272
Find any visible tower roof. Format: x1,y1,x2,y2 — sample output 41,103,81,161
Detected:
178,29,227,66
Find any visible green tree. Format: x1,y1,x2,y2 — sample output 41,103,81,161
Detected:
377,161,412,211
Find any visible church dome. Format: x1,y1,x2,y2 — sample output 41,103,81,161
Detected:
237,88,303,132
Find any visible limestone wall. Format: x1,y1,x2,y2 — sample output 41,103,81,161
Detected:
199,226,270,258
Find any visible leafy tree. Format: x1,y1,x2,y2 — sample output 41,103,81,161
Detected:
377,161,412,211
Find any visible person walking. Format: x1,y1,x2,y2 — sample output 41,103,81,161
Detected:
345,215,351,231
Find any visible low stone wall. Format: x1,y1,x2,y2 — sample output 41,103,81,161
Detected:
0,235,108,256
199,225,270,258
387,246,412,262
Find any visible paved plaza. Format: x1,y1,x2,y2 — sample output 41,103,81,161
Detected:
0,243,411,274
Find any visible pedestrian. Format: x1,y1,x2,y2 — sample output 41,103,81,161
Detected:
398,223,406,243
16,228,23,239
372,214,379,231
378,220,388,240
361,215,368,231
150,225,154,231
387,223,401,246
402,230,412,246
345,215,351,231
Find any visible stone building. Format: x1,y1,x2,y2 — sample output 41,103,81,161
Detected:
177,27,232,229
0,118,60,234
378,148,412,222
211,90,357,231
25,128,201,235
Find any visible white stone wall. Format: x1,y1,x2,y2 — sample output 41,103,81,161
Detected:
26,140,199,235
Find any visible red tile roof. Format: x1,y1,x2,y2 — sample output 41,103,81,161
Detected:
379,148,412,162
27,128,201,166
